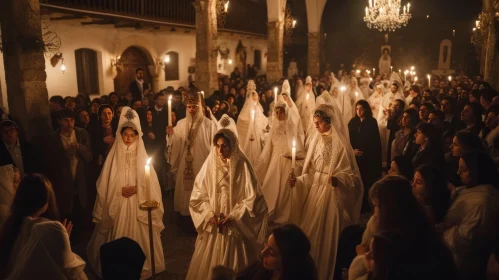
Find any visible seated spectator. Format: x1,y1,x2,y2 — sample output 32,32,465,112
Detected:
412,164,450,223
100,237,145,280
460,102,484,135
441,151,499,280
447,131,485,189
237,224,317,280
387,155,414,179
412,122,444,170
0,174,86,279
75,109,91,130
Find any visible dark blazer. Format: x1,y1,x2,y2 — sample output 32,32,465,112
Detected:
0,139,38,174
88,119,118,166
43,127,93,218
128,80,151,100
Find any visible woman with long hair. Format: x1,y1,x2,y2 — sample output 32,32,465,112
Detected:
447,130,485,189
412,164,450,223
412,122,445,169
0,174,86,279
237,224,317,280
348,100,382,212
441,151,499,280
387,155,414,179
390,108,419,161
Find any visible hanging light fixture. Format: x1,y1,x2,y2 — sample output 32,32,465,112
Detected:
364,0,412,32
216,0,229,28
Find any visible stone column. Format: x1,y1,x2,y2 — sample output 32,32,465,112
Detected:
308,32,320,77
484,23,497,86
0,0,50,139
267,21,284,83
194,0,218,96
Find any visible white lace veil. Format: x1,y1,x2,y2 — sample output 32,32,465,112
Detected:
389,73,406,101
280,79,304,142
236,80,268,151
93,107,164,230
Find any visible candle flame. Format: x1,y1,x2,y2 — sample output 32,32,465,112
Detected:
340,86,346,92
292,138,296,147
147,158,152,165
169,95,172,101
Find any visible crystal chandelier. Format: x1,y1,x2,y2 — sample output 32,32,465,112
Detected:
364,0,412,32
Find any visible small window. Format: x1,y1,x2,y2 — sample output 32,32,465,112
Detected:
254,50,262,70
165,51,179,81
75,49,99,95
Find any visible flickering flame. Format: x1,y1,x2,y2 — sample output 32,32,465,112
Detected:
147,158,152,165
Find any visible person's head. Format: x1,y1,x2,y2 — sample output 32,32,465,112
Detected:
145,107,153,124
230,87,237,95
98,105,114,126
387,155,414,179
252,91,259,102
392,99,405,115
480,89,498,109
141,97,149,107
418,103,434,121
76,109,90,126
440,96,455,115
313,109,332,134
413,164,449,222
485,105,499,129
400,108,419,129
131,99,142,110
109,92,119,106
427,110,445,128
459,151,499,187
275,104,287,121
390,83,399,94
261,224,316,279
115,105,124,118
64,96,76,111
100,237,146,280
451,131,484,157
239,88,246,97
461,102,484,125
120,127,138,147
90,98,101,114
223,84,229,94
409,85,420,96
153,93,165,107
414,122,441,149
57,109,76,134
0,120,19,145
469,89,481,103
135,68,144,80
370,176,432,234
214,133,233,160
355,100,372,119
49,96,64,112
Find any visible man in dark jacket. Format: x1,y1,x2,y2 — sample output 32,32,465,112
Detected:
0,120,38,176
128,68,151,100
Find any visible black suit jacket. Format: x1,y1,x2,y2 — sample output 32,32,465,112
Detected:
0,139,38,174
128,80,151,100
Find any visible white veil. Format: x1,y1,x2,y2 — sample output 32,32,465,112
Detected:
389,72,406,101
93,107,164,231
281,80,305,143
236,80,268,150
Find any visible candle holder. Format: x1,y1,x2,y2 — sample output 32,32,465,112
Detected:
139,200,160,280
288,168,296,188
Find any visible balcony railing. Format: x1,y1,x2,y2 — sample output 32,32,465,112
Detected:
43,0,196,25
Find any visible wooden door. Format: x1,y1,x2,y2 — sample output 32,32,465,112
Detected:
114,47,153,95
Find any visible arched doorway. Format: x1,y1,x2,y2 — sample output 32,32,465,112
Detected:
114,46,153,95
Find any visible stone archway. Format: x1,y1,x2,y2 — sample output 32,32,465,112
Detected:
114,46,154,95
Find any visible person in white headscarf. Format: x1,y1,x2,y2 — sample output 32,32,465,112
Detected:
167,91,217,216
297,76,317,137
236,80,269,167
88,107,165,279
369,84,384,120
347,78,365,119
0,165,20,231
186,117,268,279
289,103,363,280
329,73,341,93
255,101,305,224
359,71,371,99
280,80,305,144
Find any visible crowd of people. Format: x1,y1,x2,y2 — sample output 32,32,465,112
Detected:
1,64,499,280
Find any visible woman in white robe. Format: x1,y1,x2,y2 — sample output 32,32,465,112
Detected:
368,84,384,121
236,80,268,167
359,72,371,100
290,103,363,280
280,80,305,144
88,107,165,279
167,92,217,216
298,76,317,139
347,78,365,119
255,101,305,224
187,119,268,279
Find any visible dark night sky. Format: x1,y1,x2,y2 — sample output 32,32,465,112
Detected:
317,0,483,74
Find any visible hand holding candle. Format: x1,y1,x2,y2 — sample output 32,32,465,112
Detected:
168,95,172,126
291,138,296,169
145,158,152,202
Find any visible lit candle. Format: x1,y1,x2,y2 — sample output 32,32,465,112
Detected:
390,66,393,73
448,75,452,82
453,29,456,37
145,158,152,202
414,76,418,82
274,87,278,102
403,6,406,14
427,74,431,88
388,0,391,7
411,66,415,71
407,3,410,12
373,68,376,76
201,91,205,98
168,95,172,126
306,93,310,101
291,138,296,169
251,109,255,122
369,0,372,8
355,92,359,98
365,7,368,16
399,69,401,75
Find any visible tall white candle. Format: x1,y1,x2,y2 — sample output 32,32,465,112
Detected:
306,93,309,101
291,138,296,169
427,74,431,88
251,109,255,122
373,68,375,76
145,158,152,202
448,75,452,82
390,66,393,73
168,95,172,126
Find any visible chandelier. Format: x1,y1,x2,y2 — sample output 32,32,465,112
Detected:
364,0,412,32
283,4,296,45
216,0,229,28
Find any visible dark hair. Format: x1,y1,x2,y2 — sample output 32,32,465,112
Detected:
416,122,442,149
454,131,484,153
420,102,435,111
355,100,373,119
480,88,498,103
465,102,484,124
135,68,144,74
414,164,450,223
392,155,414,179
410,85,420,94
91,98,101,105
108,92,119,99
441,96,456,108
0,174,59,278
470,89,481,100
370,176,434,234
153,92,164,101
120,126,138,135
313,110,332,124
487,104,499,116
461,151,499,188
213,133,233,150
49,95,65,107
272,224,318,280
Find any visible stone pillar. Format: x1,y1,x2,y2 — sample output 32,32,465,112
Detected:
0,0,50,139
484,23,497,86
308,32,320,77
267,21,284,83
194,0,218,96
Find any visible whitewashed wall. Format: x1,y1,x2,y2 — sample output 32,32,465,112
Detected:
0,18,268,110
